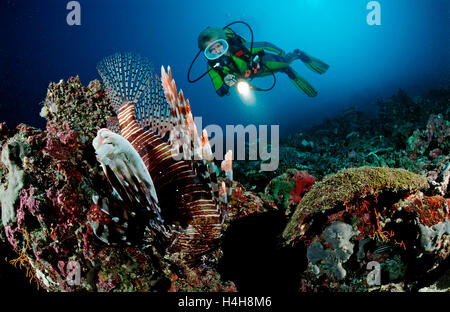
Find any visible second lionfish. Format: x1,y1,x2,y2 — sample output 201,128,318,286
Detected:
91,53,233,265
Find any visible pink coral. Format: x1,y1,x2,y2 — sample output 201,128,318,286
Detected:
97,272,118,292
4,225,19,250
18,188,43,226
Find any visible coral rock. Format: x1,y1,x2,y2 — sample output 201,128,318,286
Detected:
282,166,449,291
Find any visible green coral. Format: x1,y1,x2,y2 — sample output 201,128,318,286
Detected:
266,169,299,209
283,166,428,244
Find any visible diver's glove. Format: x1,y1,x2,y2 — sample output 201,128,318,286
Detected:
224,74,237,87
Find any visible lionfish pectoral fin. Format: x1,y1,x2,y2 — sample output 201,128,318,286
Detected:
92,129,169,247
123,160,159,209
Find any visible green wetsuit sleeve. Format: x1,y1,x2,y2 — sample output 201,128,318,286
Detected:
208,67,229,96
244,41,285,55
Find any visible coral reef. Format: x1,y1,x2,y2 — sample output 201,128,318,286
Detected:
0,55,238,292
0,83,174,291
284,166,428,232
233,88,449,186
222,180,278,231
283,167,448,291
0,55,448,293
40,76,114,143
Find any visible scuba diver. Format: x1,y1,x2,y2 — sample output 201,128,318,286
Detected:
195,25,329,97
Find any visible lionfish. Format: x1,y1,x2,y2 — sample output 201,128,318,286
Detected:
91,53,233,264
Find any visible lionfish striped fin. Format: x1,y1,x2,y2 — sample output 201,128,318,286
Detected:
221,150,233,197
117,100,222,263
161,66,203,161
160,67,228,213
97,53,153,111
134,74,173,139
97,53,172,138
200,129,225,214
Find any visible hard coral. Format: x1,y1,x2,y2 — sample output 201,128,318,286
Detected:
265,169,315,214
282,166,449,291
284,166,428,241
41,76,113,143
275,88,450,182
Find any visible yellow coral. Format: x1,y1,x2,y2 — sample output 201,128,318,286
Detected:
9,249,40,289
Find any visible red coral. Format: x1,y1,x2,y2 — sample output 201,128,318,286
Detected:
288,171,315,205
44,135,71,161
225,181,275,227
44,123,78,158
398,194,448,227
82,226,96,260
87,204,111,225
327,210,345,223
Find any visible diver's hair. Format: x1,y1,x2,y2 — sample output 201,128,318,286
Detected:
198,26,227,50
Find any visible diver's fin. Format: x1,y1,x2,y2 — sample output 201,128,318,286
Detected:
294,49,329,75
285,68,318,97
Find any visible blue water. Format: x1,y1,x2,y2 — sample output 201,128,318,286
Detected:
1,0,448,136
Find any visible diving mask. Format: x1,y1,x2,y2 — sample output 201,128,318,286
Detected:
204,39,229,60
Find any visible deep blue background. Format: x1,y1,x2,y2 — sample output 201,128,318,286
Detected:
0,0,448,136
